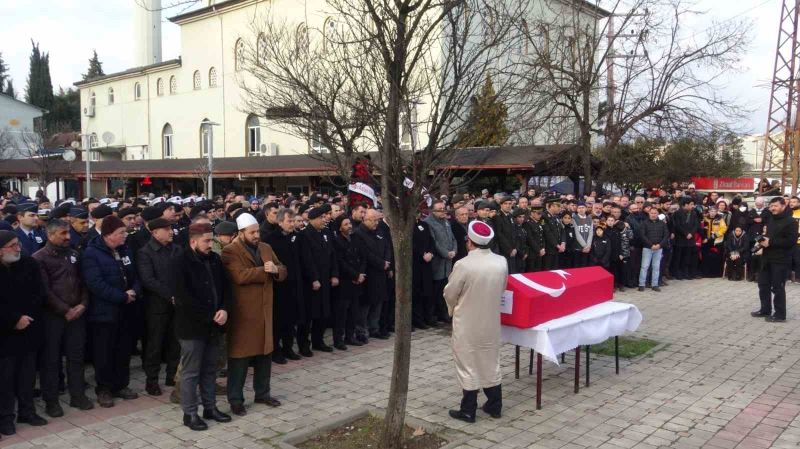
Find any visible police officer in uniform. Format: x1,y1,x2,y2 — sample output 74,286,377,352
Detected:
14,203,46,257
542,198,565,270
492,196,517,272
511,208,529,273
525,207,546,272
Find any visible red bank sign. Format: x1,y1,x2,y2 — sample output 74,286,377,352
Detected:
500,267,614,328
691,177,754,192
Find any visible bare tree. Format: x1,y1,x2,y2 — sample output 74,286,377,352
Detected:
193,161,211,197
515,0,750,192
18,124,59,193
0,128,14,160
238,1,527,446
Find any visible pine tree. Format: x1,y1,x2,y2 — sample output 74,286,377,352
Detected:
25,41,54,112
456,75,509,148
50,87,81,131
0,52,8,93
4,79,16,98
83,50,105,80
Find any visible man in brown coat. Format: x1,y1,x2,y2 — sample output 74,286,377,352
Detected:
221,213,287,417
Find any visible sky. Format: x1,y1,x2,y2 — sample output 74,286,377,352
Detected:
0,0,783,135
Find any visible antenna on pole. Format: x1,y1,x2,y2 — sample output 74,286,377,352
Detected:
761,0,800,195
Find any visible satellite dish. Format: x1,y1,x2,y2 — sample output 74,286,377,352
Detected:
63,149,76,162
70,140,81,149
102,132,115,145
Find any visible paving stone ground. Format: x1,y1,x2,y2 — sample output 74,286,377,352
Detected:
2,278,800,449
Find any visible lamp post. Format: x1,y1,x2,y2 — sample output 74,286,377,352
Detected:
201,119,221,199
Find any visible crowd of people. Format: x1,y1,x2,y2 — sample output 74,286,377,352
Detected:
0,181,798,435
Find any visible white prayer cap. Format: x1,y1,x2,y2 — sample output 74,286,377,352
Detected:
149,197,165,206
468,220,494,246
99,198,111,205
236,212,258,230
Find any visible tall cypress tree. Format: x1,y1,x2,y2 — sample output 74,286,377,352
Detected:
83,50,105,80
25,40,54,112
0,52,8,93
456,75,510,148
4,79,16,99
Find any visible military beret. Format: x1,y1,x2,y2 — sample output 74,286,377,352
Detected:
68,207,89,219
90,204,113,219
545,197,562,205
147,218,172,231
2,204,17,215
117,207,140,219
297,204,310,215
513,208,528,218
530,206,544,213
189,205,207,219
214,220,238,236
49,206,70,220
318,203,332,214
475,200,492,210
499,195,514,204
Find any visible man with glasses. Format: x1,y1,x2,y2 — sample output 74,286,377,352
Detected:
0,230,49,435
425,201,457,324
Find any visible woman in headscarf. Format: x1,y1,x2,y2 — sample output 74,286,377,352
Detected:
724,225,748,281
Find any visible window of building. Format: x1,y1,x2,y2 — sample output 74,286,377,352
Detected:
193,71,201,90
157,78,164,96
89,133,99,161
257,33,268,66
310,118,328,153
162,123,174,158
324,18,336,52
209,67,218,87
134,82,142,100
108,87,114,105
296,23,309,54
200,120,213,157
169,76,177,94
247,115,262,156
400,103,418,150
89,91,96,108
235,39,245,71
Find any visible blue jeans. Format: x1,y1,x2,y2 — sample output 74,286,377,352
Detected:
639,247,663,287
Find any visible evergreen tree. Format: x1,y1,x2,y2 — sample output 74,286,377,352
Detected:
83,50,105,80
25,41,54,112
50,87,81,131
4,79,16,99
456,75,509,148
0,52,8,92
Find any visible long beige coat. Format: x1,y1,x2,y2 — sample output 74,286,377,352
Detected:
443,248,508,391
221,239,287,359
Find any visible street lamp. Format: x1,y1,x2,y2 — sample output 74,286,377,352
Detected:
70,136,91,198
201,119,221,199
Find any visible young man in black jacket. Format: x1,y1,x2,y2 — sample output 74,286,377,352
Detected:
751,197,799,323
174,223,231,431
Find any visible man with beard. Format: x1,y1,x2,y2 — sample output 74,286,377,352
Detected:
174,223,231,431
751,197,799,322
299,205,339,352
222,213,287,416
331,215,365,349
789,196,800,283
33,220,94,418
137,218,182,396
264,209,306,361
353,209,391,340
748,198,769,281
0,231,48,434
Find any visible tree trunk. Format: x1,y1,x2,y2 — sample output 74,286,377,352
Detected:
581,133,592,196
381,215,413,448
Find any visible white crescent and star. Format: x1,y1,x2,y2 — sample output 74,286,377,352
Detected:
511,270,571,298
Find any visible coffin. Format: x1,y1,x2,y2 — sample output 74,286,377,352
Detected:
500,267,614,328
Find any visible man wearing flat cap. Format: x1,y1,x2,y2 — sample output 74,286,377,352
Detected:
136,218,182,396
222,213,287,416
0,230,49,433
299,204,339,352
444,221,507,423
14,203,46,257
79,204,113,251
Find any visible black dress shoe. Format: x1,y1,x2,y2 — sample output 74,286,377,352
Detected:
652,286,661,292
751,311,770,317
345,338,364,346
230,404,247,416
69,395,95,411
312,343,334,352
146,383,162,396
18,414,47,426
299,347,314,357
448,409,475,423
113,388,139,400
183,414,208,431
45,401,64,418
283,349,302,360
333,342,348,351
202,408,232,423
254,396,282,407
0,422,16,435
356,334,369,344
272,353,288,365
482,405,501,419
766,316,787,323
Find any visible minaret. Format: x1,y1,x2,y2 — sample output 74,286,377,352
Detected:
134,0,162,66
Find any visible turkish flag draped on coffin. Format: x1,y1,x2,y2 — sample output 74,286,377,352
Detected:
500,267,614,328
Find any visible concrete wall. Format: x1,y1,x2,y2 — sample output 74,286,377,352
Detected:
0,95,44,159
